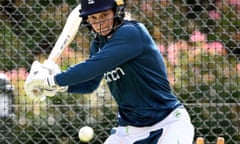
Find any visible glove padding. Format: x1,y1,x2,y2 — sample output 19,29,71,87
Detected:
24,60,67,98
42,60,68,93
43,74,68,95
24,61,49,98
42,60,61,75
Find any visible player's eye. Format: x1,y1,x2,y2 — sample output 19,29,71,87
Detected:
102,13,109,18
87,11,113,24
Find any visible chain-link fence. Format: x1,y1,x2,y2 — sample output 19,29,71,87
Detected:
0,0,239,144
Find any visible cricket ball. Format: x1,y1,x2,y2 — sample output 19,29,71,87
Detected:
78,126,94,142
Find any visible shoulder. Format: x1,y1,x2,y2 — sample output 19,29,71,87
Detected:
113,21,146,39
120,21,144,32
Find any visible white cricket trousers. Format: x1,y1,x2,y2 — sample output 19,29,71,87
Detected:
104,107,194,144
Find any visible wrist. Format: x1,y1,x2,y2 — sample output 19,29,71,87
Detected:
45,75,57,88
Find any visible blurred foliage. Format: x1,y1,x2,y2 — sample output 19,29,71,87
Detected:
166,41,240,103
0,1,79,70
129,0,240,57
163,37,240,143
0,0,240,143
1,0,239,68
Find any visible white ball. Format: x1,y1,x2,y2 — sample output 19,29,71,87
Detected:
78,126,94,142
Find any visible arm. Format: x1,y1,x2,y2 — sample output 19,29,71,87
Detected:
68,75,103,94
55,23,144,86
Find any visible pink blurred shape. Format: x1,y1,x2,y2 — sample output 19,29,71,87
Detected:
206,41,227,55
158,44,166,54
190,30,207,42
167,40,188,65
228,0,240,5
1,68,28,81
209,10,221,20
237,63,240,72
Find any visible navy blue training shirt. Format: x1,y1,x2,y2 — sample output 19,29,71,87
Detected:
54,20,182,126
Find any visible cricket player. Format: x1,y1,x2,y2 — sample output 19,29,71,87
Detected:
24,0,194,143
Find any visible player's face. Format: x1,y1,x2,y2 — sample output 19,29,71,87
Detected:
87,10,115,36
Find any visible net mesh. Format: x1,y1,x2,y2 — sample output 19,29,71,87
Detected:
0,0,239,144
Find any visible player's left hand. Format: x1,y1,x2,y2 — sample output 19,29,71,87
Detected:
42,59,68,94
24,61,49,98
43,74,68,95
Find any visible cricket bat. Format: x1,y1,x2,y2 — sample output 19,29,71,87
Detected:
24,4,82,99
48,4,82,62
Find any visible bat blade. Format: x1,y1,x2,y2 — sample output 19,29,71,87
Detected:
25,5,82,99
48,4,82,62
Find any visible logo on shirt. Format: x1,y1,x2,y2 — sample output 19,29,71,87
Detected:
88,0,95,4
173,109,182,118
115,0,124,6
104,67,125,82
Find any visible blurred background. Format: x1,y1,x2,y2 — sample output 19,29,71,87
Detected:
0,0,239,143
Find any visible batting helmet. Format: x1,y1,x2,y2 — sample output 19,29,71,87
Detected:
80,0,125,17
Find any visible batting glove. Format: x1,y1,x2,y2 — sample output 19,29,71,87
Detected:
24,60,66,98
42,60,68,96
42,60,61,75
43,73,68,96
24,61,49,98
